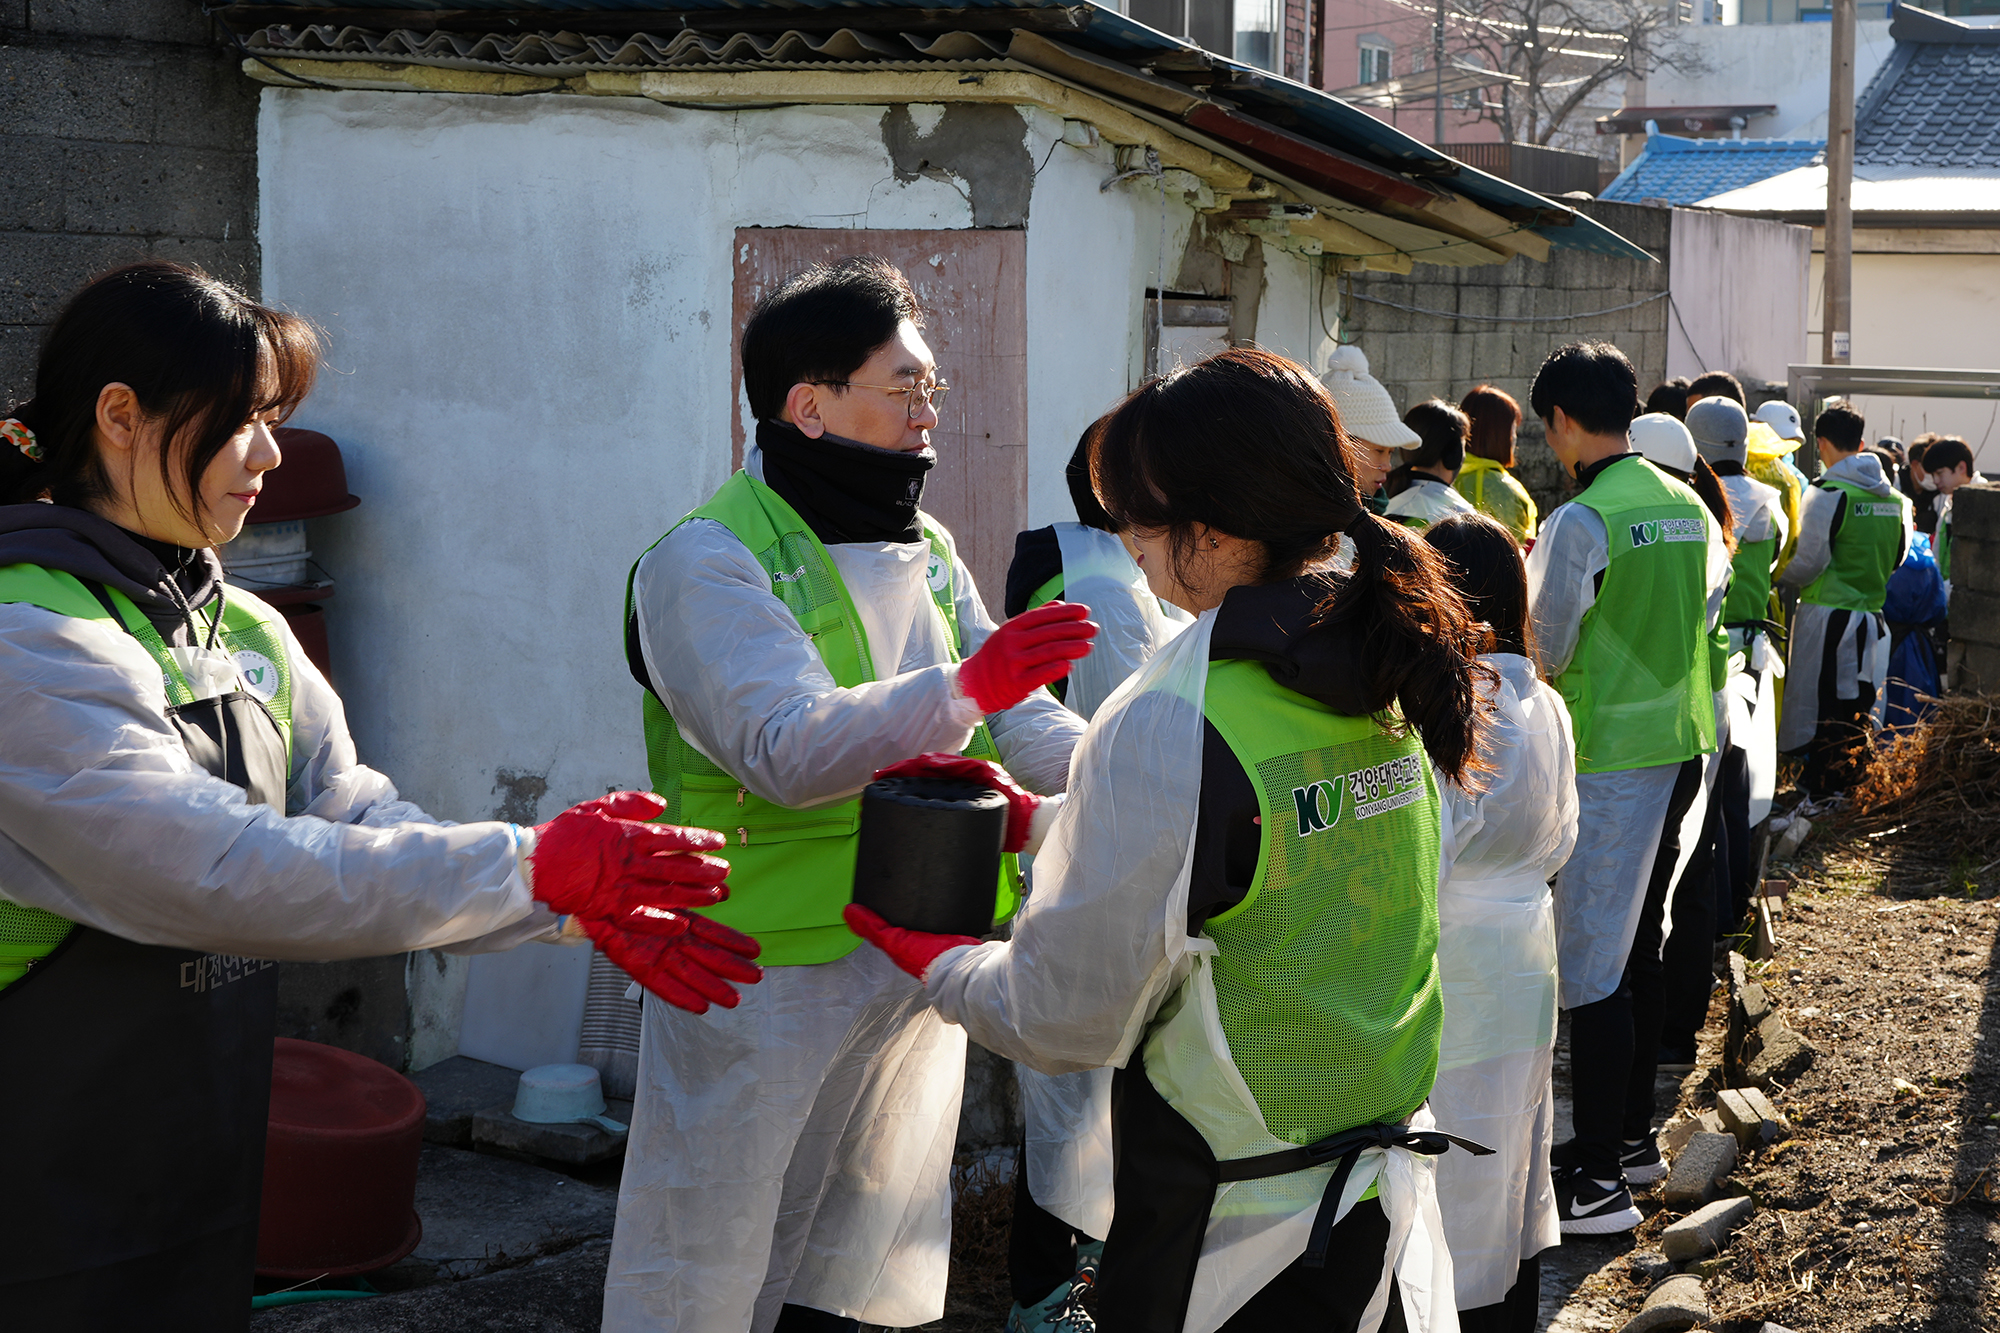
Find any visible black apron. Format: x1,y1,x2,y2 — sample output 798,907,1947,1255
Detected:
1095,1049,1487,1333
0,672,290,1332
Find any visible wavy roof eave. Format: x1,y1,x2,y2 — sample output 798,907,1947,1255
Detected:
224,0,1651,260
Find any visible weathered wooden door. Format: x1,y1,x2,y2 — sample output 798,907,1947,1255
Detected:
732,228,1028,609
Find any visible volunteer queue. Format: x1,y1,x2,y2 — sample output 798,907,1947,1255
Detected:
4,255,1925,1333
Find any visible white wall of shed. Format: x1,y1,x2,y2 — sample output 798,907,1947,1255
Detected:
259,87,1246,1063
1666,207,1810,388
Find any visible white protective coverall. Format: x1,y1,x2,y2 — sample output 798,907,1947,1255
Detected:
611,443,1083,1333
1777,452,1911,754
1526,490,1730,1008
1720,471,1789,824
1018,521,1189,1239
927,610,1458,1333
0,586,550,958
1383,476,1476,529
1431,653,1575,1310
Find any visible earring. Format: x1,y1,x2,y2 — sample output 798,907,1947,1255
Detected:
1209,536,1220,549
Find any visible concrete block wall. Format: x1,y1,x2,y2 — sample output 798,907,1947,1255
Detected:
1947,484,2000,693
0,0,259,405
1336,200,1673,516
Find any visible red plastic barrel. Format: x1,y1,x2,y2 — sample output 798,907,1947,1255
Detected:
256,1037,425,1277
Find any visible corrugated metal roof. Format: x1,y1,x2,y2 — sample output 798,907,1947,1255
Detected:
1599,130,1825,207
224,0,1649,260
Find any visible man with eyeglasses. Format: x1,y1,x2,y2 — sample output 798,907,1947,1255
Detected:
607,256,1096,1333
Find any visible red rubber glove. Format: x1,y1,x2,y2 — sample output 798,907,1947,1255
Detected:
843,904,979,982
874,753,1040,854
581,911,762,1015
958,601,1097,714
529,792,729,920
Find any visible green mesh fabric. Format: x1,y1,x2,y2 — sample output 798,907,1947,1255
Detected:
1202,660,1442,1146
624,471,1014,965
1801,478,1911,613
1561,460,1717,774
0,900,73,988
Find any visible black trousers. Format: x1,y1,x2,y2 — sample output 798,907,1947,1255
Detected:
1,1222,259,1333
1457,1252,1544,1333
773,1305,858,1333
1565,756,1704,1181
1714,740,1754,929
1214,1199,1406,1333
1660,757,1725,1060
1010,1146,1099,1305
1800,611,1879,798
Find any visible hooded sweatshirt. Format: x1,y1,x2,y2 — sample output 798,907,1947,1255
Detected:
0,504,223,646
1779,450,1912,596
1189,573,1383,927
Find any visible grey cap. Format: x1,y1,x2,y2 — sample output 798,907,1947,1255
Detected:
1686,395,1750,469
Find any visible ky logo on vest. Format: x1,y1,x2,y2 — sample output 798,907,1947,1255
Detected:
1629,516,1705,548
1292,754,1426,837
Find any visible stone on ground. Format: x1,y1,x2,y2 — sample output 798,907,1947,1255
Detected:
1715,1087,1789,1147
1661,1195,1755,1261
1744,1016,1816,1090
1662,1131,1738,1206
1661,1110,1725,1156
397,1145,617,1283
412,1056,521,1147
472,1105,630,1166
1619,1274,1709,1333
1626,1249,1675,1283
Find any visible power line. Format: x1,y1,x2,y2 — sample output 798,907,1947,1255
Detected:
1347,288,1667,323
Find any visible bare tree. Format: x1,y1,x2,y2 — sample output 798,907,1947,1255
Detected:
1446,0,1708,149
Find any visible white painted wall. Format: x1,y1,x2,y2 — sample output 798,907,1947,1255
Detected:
1667,207,1810,386
261,86,1312,1063
1806,248,2000,459
260,88,1185,824
1640,20,1895,141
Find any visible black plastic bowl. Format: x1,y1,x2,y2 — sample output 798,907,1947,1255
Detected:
851,776,1008,938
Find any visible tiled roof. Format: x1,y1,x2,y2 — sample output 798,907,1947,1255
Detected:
1598,130,1825,206
1699,163,2000,217
1855,8,2000,170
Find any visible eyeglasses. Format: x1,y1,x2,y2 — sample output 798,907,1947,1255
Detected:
816,379,952,421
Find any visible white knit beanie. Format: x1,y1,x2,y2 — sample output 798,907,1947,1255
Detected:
1320,344,1419,448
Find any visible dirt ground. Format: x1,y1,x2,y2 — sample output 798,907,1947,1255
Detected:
934,806,2000,1333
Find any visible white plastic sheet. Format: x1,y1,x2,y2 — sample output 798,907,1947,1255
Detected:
1019,523,1188,1238
1430,654,1574,1310
1553,763,1681,1009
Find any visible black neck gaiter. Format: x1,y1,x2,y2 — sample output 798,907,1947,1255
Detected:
755,419,935,545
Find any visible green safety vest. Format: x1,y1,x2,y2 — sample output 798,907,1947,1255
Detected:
1559,458,1718,775
1724,535,1778,626
1454,455,1539,546
1801,478,1911,613
627,471,1018,967
0,564,296,990
1938,504,1954,582
1190,658,1441,1143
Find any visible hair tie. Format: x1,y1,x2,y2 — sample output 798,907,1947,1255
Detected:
1,418,40,463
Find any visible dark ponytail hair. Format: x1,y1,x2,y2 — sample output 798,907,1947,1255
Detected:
1689,458,1737,555
1091,346,1491,783
1423,511,1534,661
2,261,319,523
1460,384,1520,468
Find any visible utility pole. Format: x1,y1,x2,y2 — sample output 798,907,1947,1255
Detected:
1823,0,1855,365
1434,0,1446,145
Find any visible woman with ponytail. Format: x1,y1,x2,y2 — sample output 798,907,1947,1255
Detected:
0,263,760,1328
845,347,1492,1333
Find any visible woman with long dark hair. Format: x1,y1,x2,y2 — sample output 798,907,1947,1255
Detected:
0,263,759,1328
1421,512,1574,1333
846,347,1493,1332
1455,386,1538,545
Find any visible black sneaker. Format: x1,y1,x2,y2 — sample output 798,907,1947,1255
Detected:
1656,1043,1698,1074
1554,1164,1644,1235
1620,1135,1668,1185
